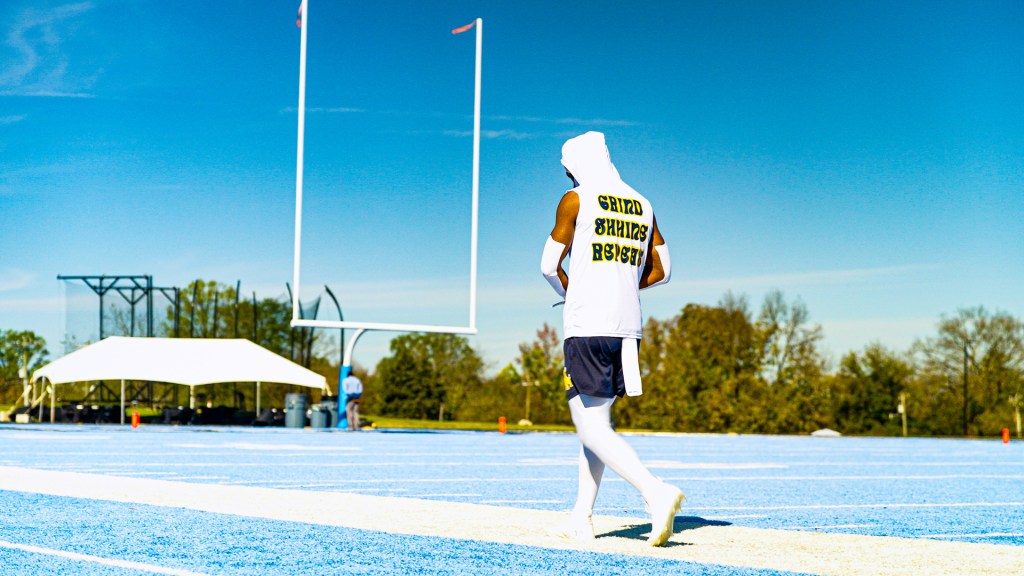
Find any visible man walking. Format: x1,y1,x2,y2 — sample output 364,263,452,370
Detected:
540,131,684,546
342,370,363,431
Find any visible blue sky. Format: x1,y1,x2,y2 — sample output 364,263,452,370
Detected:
1,0,1022,373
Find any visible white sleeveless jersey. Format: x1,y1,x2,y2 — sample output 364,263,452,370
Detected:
558,131,655,339
564,185,653,339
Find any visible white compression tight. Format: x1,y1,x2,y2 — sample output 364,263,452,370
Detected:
568,393,661,517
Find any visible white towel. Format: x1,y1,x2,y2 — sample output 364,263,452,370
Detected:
621,337,642,396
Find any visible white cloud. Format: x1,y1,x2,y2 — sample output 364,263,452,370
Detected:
488,114,639,127
0,2,96,98
279,106,364,114
0,114,27,124
443,129,534,140
677,265,939,293
0,268,36,292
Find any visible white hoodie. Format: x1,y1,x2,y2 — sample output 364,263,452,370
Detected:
560,132,653,339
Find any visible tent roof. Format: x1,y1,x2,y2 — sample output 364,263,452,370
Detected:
32,337,327,389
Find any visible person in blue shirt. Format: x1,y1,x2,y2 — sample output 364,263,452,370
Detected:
341,372,363,431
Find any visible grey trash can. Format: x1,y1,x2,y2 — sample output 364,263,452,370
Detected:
320,400,339,428
310,404,328,428
285,393,307,428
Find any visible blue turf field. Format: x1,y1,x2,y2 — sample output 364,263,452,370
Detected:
1,424,1022,574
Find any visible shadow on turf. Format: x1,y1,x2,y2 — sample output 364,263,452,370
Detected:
598,517,731,546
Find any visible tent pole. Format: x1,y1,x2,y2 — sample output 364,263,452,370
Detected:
50,381,55,423
120,379,125,424
190,386,195,410
256,382,261,416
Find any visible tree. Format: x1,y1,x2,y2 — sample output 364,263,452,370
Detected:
0,330,49,404
375,333,484,420
756,290,823,387
515,323,570,425
754,291,831,433
614,303,767,433
834,343,913,435
915,307,1024,436
161,281,304,360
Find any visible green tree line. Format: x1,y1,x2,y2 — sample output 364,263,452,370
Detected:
5,281,1023,435
364,290,1024,438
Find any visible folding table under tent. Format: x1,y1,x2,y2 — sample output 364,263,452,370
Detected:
31,336,328,424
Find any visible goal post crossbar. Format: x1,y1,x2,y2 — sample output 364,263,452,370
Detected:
290,319,477,336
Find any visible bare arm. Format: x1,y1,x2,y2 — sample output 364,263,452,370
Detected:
639,214,669,289
545,191,578,293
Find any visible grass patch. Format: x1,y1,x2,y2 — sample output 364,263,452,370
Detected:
364,415,575,433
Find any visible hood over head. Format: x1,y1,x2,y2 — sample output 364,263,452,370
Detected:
561,131,622,187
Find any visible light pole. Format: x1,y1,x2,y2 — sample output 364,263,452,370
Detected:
1010,394,1022,440
898,392,908,438
20,338,30,407
521,373,533,425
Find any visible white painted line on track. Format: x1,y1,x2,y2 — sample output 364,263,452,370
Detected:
330,488,409,493
0,539,210,576
660,474,1024,481
516,458,789,470
478,499,564,504
241,476,574,484
688,502,1024,511
645,461,789,470
0,433,111,441
96,471,182,476
166,442,362,451
928,533,1024,539
800,524,878,530
1,466,1022,575
791,461,1024,467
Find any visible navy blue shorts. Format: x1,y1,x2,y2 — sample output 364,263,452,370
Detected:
563,336,632,400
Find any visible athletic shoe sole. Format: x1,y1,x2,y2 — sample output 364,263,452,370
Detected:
647,486,685,546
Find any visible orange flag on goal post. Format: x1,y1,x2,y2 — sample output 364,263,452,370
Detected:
296,2,304,27
451,21,476,35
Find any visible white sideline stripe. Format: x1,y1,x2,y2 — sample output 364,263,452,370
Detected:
688,501,1024,512
0,540,209,576
0,466,1022,576
659,474,1024,481
795,461,1024,467
478,499,564,504
167,442,363,451
929,533,1024,539
801,524,877,530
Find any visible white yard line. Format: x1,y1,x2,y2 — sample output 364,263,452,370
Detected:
659,474,1024,481
687,501,1024,511
0,466,1021,576
928,533,1024,539
478,499,565,504
0,539,210,576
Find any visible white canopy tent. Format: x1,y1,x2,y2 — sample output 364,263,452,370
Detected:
32,337,328,424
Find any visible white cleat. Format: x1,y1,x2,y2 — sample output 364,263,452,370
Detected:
646,483,685,547
549,513,596,541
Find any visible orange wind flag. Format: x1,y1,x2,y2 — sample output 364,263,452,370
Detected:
296,2,303,27
451,21,476,35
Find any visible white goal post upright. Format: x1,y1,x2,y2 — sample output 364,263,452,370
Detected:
468,17,482,333
292,0,309,332
290,5,482,364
